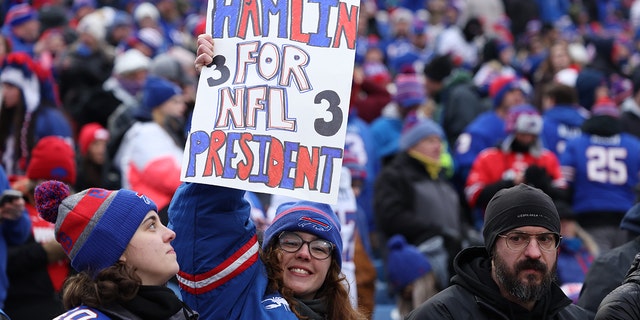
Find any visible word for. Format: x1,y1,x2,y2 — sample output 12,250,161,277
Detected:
234,41,311,91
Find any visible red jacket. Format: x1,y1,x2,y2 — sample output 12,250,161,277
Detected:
465,141,565,208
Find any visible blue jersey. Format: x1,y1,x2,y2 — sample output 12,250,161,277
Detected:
53,306,111,320
541,105,589,157
454,111,506,184
168,183,298,320
561,133,640,214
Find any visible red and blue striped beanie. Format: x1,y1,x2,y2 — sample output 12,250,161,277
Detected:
263,201,343,267
34,181,157,276
4,4,38,27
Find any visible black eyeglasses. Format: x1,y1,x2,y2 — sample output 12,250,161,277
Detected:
497,231,561,252
277,232,334,260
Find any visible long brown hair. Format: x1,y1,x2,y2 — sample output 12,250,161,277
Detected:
0,95,25,155
61,261,140,310
262,243,365,320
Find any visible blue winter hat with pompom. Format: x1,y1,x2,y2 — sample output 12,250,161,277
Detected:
35,180,157,276
386,234,432,292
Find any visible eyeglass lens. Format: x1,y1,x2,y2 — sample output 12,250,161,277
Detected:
502,232,560,251
278,232,333,259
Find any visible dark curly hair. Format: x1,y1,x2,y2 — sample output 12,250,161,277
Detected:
61,261,141,310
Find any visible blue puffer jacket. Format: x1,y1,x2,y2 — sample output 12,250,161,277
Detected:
168,183,298,320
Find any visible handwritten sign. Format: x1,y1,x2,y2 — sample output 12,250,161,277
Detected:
181,0,360,204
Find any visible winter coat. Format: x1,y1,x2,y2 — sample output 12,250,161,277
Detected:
374,152,462,246
405,247,594,320
114,122,183,210
439,69,486,148
374,151,462,289
466,135,565,209
169,183,300,319
5,202,70,319
52,286,198,320
53,305,197,320
595,253,640,320
577,237,640,313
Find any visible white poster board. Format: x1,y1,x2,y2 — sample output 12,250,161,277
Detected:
181,0,360,204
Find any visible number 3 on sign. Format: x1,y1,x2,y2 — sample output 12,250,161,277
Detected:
586,146,627,184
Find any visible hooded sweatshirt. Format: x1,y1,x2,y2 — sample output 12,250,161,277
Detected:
405,247,592,320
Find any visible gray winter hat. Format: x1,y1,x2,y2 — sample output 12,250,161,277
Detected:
482,184,560,254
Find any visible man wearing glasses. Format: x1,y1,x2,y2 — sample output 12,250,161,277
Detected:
406,184,593,319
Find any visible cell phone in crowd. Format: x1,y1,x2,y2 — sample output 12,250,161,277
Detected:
0,189,23,206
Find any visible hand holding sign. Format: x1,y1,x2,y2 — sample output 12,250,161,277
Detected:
195,34,214,73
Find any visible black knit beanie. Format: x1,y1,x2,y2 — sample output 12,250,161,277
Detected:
483,184,560,254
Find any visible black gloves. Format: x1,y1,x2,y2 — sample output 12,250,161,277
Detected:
524,165,569,201
524,165,552,191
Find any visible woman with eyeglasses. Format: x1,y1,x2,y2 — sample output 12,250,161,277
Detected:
169,181,364,319
167,34,364,320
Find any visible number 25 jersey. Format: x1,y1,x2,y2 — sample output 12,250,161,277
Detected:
561,132,640,214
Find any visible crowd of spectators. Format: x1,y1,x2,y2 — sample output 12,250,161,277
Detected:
3,0,640,319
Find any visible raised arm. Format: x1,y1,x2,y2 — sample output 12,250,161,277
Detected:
168,182,270,319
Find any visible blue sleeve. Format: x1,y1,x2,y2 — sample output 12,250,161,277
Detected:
454,113,507,190
2,214,31,245
541,122,559,156
560,138,577,179
454,130,492,182
168,183,271,320
0,167,9,192
0,167,30,245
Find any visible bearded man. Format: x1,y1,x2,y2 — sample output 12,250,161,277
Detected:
406,184,593,319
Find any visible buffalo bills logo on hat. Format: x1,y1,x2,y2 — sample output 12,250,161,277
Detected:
298,216,332,232
136,192,152,204
58,232,73,254
88,189,109,199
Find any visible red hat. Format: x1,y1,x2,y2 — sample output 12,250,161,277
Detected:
591,97,620,118
27,136,76,184
4,4,38,27
78,122,109,156
489,76,530,108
